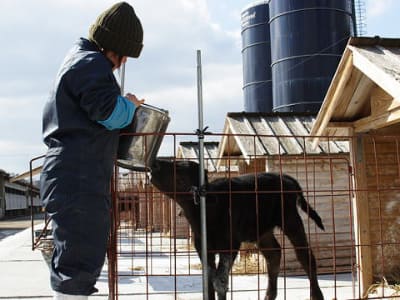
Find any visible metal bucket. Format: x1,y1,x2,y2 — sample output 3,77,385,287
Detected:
117,104,170,171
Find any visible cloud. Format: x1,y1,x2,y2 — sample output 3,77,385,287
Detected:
367,0,394,18
0,95,45,174
0,139,46,175
0,0,245,174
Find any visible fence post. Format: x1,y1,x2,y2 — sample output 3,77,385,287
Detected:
196,49,209,300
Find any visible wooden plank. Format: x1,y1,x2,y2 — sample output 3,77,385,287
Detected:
344,75,375,119
368,230,400,283
272,234,355,276
267,116,303,155
351,46,400,99
265,157,355,274
370,86,400,117
354,104,400,133
350,134,373,295
280,250,354,263
324,122,353,139
251,116,282,155
334,67,363,117
219,132,242,158
300,116,345,151
365,167,400,178
285,117,322,154
311,50,353,139
216,120,230,164
326,122,354,128
314,49,353,131
217,118,244,168
227,116,266,160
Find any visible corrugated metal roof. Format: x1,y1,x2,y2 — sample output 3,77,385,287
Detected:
177,142,220,172
219,112,349,162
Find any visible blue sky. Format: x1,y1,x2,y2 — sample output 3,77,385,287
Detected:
0,0,398,175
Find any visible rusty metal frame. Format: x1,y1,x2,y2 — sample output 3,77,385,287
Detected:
105,131,400,300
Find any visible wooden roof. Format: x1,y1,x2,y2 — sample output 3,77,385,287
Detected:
218,112,349,165
311,37,400,138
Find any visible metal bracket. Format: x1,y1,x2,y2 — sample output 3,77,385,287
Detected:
195,126,211,139
190,185,207,205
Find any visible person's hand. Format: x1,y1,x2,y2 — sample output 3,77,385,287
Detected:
125,93,145,107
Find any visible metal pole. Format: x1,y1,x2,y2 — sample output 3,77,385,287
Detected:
29,160,34,251
120,62,126,95
196,49,209,300
351,0,358,37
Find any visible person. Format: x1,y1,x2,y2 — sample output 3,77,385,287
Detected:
40,2,144,299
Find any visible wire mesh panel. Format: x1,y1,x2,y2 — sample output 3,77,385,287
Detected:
107,131,400,299
108,165,201,299
351,134,400,298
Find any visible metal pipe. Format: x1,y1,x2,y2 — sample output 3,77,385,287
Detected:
196,49,209,300
351,0,358,37
120,62,126,95
30,159,34,251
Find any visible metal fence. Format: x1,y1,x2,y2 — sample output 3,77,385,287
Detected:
106,132,400,299
30,131,400,299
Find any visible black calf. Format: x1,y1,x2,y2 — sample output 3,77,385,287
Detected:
151,159,324,300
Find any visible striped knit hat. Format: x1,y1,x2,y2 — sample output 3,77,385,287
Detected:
89,2,143,58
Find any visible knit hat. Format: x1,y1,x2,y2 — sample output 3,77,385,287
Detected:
89,2,143,58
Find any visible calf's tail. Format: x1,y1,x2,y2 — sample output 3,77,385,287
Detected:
297,193,325,231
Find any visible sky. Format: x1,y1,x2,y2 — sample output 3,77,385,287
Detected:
0,0,399,176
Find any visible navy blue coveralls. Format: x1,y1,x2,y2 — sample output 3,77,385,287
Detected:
40,38,130,295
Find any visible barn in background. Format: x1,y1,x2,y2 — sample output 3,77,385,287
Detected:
311,36,400,294
216,112,353,275
0,169,40,219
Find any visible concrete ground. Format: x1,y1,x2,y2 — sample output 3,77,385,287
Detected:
0,214,44,241
1,217,387,300
0,225,55,299
0,223,356,300
0,214,112,299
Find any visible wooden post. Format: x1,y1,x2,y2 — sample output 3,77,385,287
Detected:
350,133,373,296
370,86,396,116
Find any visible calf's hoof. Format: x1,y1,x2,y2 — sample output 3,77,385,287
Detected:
264,292,277,300
217,293,227,300
311,288,324,300
213,276,228,300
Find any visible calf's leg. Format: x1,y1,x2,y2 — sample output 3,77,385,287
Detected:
213,251,238,300
258,231,281,300
283,215,324,300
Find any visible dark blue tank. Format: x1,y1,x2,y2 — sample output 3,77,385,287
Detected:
269,0,354,113
241,1,272,112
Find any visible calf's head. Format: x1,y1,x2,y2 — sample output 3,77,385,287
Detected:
151,159,202,194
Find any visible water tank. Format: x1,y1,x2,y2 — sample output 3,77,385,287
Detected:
269,0,354,113
241,0,272,112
